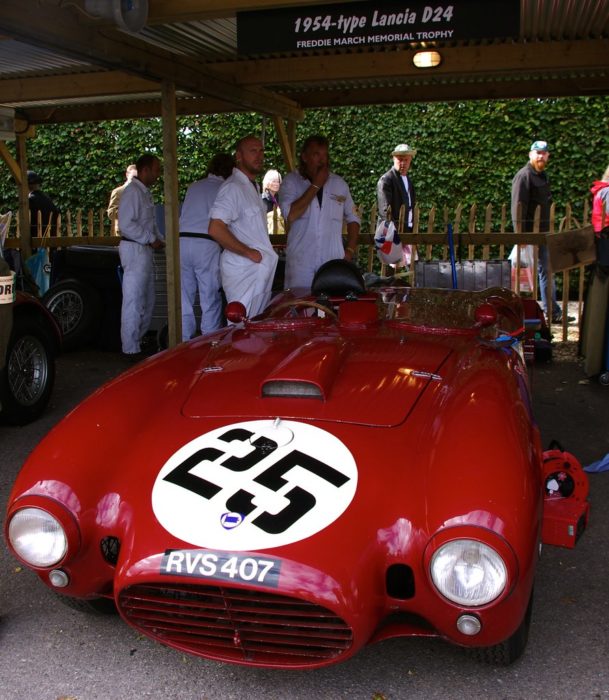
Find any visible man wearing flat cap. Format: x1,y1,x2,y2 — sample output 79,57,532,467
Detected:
376,143,417,232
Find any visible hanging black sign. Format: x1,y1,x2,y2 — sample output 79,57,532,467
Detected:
237,0,519,55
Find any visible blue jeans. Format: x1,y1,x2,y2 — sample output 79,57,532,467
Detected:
538,244,561,318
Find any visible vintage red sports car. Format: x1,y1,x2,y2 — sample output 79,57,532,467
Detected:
4,260,588,668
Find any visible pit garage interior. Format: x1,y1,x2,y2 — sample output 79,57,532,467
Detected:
1,0,608,345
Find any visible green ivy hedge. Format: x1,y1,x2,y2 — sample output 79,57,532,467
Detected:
2,96,608,228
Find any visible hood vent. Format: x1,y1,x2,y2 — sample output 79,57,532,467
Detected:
262,380,323,399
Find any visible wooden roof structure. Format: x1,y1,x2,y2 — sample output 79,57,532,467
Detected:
1,0,608,346
1,0,608,127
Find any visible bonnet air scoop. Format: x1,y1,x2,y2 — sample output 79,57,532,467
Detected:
261,337,348,400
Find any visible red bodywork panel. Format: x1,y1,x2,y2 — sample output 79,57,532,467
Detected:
4,284,585,668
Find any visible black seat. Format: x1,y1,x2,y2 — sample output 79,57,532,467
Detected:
311,259,366,296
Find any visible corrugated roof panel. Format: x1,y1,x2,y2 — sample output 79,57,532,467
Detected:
521,0,609,40
0,39,97,77
137,19,237,61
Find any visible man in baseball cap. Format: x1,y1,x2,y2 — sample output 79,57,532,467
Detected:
511,139,573,323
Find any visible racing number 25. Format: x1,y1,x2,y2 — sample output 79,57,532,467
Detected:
163,427,350,534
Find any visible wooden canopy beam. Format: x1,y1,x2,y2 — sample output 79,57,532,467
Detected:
1,72,160,103
0,0,304,122
287,74,609,108
212,39,609,85
17,97,245,125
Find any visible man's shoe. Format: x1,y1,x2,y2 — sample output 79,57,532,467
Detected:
551,314,576,324
122,351,144,363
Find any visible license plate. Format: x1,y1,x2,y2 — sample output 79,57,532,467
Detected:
160,549,281,588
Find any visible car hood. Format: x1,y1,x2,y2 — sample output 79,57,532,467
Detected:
181,327,453,427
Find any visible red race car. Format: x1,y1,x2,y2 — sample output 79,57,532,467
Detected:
1,273,62,424
4,260,588,667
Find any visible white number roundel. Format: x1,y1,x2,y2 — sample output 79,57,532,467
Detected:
152,419,358,551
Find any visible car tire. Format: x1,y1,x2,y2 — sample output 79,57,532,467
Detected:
467,589,534,666
55,593,117,615
0,314,56,425
43,278,102,350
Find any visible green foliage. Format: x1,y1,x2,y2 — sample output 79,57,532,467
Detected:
1,97,608,228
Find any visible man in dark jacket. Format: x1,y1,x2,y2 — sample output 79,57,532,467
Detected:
511,140,572,324
376,143,417,231
28,170,59,237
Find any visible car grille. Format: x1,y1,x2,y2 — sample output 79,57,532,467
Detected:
118,583,353,666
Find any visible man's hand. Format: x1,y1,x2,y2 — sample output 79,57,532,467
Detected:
311,164,329,190
247,248,262,263
151,239,165,249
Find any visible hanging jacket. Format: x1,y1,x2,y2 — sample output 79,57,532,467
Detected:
590,180,609,234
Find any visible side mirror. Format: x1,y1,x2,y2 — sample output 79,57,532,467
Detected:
225,301,247,324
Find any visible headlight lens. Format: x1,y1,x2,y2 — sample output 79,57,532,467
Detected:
430,539,507,606
8,507,68,567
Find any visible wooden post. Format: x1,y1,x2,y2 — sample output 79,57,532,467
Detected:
410,204,420,278
513,202,523,295
483,204,492,261
467,203,476,259
162,79,182,348
426,206,435,261
272,116,296,173
543,203,555,324
453,203,462,262
499,204,506,260
15,133,32,260
367,205,376,273
442,206,449,260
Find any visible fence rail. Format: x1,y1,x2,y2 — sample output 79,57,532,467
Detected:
2,199,593,342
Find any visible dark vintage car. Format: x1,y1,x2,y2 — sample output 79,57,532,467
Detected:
42,243,285,350
42,245,136,351
4,261,588,667
0,269,62,425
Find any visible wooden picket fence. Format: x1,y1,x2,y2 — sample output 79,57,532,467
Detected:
2,199,593,342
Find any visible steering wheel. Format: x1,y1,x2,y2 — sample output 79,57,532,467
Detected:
269,299,338,320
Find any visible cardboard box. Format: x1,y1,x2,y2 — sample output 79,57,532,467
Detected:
546,225,596,272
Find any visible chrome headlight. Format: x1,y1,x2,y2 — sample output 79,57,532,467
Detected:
430,539,507,606
8,507,68,567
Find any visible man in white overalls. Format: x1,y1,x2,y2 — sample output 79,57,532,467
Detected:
278,135,360,291
118,153,165,358
209,136,278,318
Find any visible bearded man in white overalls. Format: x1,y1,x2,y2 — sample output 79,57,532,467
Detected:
209,136,278,318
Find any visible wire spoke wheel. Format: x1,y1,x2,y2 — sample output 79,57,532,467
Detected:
47,289,84,335
8,333,49,407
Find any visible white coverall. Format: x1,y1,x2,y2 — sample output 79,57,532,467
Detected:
210,168,278,317
118,178,162,354
179,174,224,340
278,171,360,290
